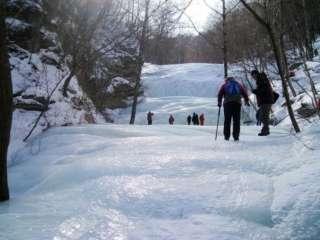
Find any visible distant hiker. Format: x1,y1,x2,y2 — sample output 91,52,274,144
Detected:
218,77,250,141
199,113,205,126
251,70,274,136
192,113,197,125
147,111,154,125
187,115,192,125
195,113,200,125
169,115,175,125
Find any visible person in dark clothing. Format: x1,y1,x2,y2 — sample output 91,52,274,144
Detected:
147,111,154,125
195,114,199,125
199,113,205,126
187,115,192,125
192,113,197,125
251,71,274,136
218,77,250,141
169,115,174,125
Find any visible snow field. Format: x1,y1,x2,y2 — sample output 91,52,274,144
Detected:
2,124,320,239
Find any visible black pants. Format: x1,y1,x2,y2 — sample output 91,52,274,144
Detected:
224,102,241,140
258,104,271,134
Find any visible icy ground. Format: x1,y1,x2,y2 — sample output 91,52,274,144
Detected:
3,63,320,239
1,124,320,240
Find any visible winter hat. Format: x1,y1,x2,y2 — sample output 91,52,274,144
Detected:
251,70,259,76
226,77,235,81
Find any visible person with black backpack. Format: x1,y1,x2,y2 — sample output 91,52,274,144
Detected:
218,77,250,141
251,70,278,136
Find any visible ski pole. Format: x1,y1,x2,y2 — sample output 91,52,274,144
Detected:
215,106,221,141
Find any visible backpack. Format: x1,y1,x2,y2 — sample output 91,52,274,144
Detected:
225,80,241,96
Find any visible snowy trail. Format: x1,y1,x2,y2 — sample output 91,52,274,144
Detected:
2,63,320,239
2,124,320,240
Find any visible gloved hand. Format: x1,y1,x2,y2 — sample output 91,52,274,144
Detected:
218,103,222,108
245,102,250,107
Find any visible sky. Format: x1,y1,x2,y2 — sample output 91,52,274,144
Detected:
181,0,220,33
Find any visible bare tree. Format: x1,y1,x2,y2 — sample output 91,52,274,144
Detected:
0,0,13,201
53,0,111,97
130,0,150,125
239,0,300,133
129,0,188,124
301,0,314,60
203,0,230,77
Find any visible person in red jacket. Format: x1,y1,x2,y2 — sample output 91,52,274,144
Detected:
218,77,249,141
199,113,205,126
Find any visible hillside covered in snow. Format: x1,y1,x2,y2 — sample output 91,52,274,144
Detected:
116,63,228,125
6,0,142,156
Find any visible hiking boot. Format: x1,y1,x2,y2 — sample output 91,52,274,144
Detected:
258,132,270,136
234,138,239,141
224,137,230,141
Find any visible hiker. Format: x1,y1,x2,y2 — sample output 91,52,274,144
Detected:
199,113,205,126
196,114,200,125
147,111,154,125
187,115,192,125
218,77,250,141
192,113,197,125
251,70,274,136
169,115,175,125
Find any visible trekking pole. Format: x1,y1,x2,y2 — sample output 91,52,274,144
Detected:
215,106,221,141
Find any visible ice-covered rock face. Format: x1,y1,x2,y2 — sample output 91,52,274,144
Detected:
116,63,253,125
142,63,225,97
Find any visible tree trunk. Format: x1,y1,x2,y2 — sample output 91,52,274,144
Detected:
62,69,75,97
302,0,314,60
268,29,300,133
130,0,150,125
239,0,300,133
222,0,228,78
279,0,296,97
0,0,12,202
279,34,297,97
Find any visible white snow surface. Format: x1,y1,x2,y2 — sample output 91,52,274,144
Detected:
2,123,320,240
3,63,320,239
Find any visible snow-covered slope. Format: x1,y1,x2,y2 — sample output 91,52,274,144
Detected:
116,63,246,125
142,63,224,97
2,124,320,239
